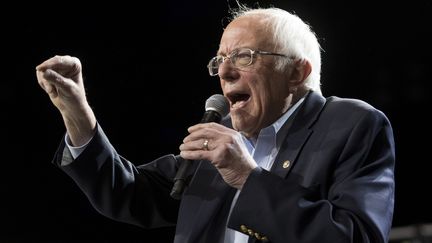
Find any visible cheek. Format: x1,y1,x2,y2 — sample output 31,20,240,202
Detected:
220,79,225,90
251,81,271,107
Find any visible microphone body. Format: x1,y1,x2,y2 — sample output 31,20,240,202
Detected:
170,94,229,200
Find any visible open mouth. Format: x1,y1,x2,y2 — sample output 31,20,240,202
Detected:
227,93,251,109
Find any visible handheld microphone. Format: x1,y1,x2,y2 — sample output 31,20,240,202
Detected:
170,94,229,200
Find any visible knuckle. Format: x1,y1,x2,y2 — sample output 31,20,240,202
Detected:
71,57,82,72
201,129,211,137
71,56,81,64
226,135,235,144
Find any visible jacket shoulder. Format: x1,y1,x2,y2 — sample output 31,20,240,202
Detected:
325,96,389,122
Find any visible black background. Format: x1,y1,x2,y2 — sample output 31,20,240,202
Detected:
1,0,431,242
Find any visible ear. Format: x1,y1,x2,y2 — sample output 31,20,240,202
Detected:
288,58,312,86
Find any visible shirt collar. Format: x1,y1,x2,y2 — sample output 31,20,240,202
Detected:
273,96,305,134
245,96,306,147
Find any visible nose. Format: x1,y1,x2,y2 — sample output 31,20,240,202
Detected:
218,59,240,82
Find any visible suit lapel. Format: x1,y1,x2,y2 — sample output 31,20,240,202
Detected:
271,91,327,178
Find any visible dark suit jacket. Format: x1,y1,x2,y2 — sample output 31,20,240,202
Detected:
53,91,395,243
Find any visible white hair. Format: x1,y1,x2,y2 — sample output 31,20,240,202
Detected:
229,6,322,94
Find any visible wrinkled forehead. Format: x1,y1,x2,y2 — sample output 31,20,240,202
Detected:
218,15,275,55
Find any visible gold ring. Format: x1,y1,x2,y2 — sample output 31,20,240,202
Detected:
202,139,209,151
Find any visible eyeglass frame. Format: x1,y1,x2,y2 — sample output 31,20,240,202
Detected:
207,48,292,76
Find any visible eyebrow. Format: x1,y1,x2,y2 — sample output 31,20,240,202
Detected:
216,47,251,56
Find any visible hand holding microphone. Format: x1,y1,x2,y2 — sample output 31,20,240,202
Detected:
174,94,258,199
170,94,229,199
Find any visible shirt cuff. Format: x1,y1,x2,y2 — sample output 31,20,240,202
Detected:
64,133,93,160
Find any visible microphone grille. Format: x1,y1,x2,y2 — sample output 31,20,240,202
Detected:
205,94,229,117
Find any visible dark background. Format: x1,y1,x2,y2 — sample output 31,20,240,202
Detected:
1,0,431,242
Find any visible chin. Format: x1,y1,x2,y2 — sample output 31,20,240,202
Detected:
231,116,255,137
231,116,244,131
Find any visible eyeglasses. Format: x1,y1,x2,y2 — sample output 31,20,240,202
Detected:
207,48,290,76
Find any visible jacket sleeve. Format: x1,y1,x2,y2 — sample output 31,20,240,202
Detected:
52,123,182,229
227,106,395,243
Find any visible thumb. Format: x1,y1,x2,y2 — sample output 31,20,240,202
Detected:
43,68,76,91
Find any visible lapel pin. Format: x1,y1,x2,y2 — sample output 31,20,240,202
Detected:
282,160,291,169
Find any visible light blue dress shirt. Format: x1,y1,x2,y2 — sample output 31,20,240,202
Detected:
223,97,305,243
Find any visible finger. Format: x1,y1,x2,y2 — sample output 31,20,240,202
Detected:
36,55,61,71
36,55,81,76
183,131,210,143
183,126,219,143
180,150,210,161
186,123,232,141
36,55,69,70
179,138,211,151
36,70,57,96
42,68,75,89
187,122,223,133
